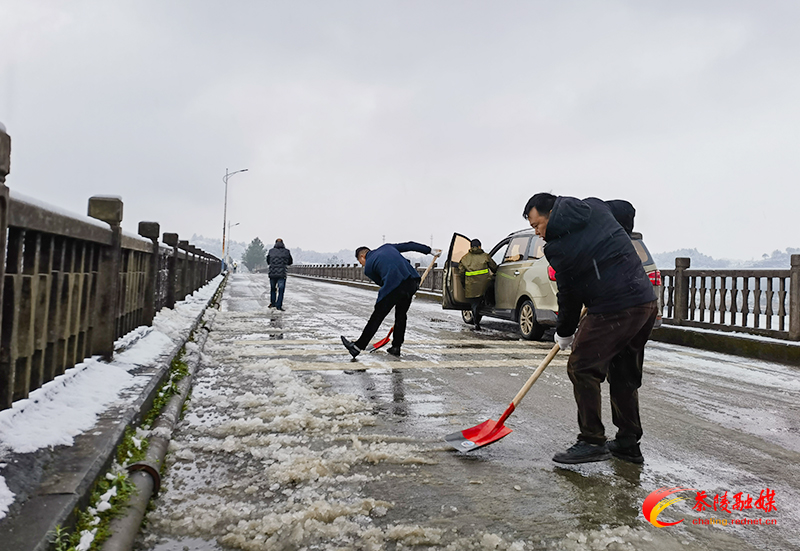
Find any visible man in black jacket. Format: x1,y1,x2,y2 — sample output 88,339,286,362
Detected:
523,193,657,464
266,238,293,311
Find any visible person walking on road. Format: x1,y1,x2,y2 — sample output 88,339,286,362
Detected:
341,242,441,358
266,238,293,311
457,239,497,331
523,193,657,465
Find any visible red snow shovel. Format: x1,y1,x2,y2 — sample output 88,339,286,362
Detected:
370,253,441,352
445,308,587,451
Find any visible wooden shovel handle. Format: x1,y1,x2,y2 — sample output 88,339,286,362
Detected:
510,306,588,408
418,253,440,287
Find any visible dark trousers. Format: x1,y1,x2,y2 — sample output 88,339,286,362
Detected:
468,297,483,325
269,277,286,309
567,300,658,446
355,278,419,350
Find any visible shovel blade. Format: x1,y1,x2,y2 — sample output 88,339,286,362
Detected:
369,327,394,352
371,336,390,351
445,419,513,452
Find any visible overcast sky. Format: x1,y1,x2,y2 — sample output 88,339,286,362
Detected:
1,0,798,261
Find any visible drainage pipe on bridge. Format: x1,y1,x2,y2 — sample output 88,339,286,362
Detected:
100,311,215,551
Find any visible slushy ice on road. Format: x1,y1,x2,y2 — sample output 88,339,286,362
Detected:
135,275,800,551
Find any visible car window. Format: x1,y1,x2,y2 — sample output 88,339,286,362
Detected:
491,247,505,266
450,235,471,264
489,238,509,265
528,237,544,259
632,239,652,264
503,236,530,263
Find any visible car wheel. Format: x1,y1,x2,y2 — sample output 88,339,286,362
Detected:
461,310,475,325
518,299,545,340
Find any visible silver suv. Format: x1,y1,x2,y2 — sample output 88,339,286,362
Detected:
442,229,662,339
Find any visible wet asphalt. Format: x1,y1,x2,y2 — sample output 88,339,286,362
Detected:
135,274,800,551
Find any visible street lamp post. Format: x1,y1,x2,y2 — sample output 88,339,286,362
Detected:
222,167,248,267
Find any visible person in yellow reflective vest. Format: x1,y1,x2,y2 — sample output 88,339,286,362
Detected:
457,239,498,330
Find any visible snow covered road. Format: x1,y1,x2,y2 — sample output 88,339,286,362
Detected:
135,274,800,551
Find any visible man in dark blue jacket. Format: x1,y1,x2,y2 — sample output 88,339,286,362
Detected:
341,242,440,358
523,193,657,465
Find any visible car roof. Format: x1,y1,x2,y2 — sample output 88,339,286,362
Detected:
505,227,646,241
504,228,535,239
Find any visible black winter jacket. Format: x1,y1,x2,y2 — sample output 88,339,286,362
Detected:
543,197,655,337
266,242,293,278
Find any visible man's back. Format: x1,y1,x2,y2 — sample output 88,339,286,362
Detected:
364,242,429,302
267,242,293,278
458,247,497,298
544,196,654,318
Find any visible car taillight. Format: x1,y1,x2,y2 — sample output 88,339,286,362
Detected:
547,266,556,281
648,270,662,286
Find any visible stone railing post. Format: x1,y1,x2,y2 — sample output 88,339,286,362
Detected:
790,254,800,340
189,245,199,293
178,240,189,300
674,257,691,324
88,196,123,361
163,233,179,308
138,221,160,325
190,246,200,292
0,124,10,337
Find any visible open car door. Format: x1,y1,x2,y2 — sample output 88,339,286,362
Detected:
442,233,472,310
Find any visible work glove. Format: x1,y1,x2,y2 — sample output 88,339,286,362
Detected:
555,332,575,351
431,248,442,257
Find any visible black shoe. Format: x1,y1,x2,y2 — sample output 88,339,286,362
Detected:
607,440,644,464
386,346,401,357
552,441,612,464
474,324,482,331
341,336,361,359
268,304,275,308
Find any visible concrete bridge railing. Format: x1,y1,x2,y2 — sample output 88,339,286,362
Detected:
0,126,222,411
290,262,443,293
291,256,800,342
660,256,800,341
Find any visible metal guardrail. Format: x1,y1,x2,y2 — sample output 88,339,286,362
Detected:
0,127,222,411
292,256,800,342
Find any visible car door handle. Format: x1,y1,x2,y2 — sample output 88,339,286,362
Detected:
514,270,520,275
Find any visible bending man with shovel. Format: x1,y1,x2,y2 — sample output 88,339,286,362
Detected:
341,242,441,358
524,193,657,465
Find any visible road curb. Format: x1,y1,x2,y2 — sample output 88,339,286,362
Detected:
0,275,228,551
651,324,800,367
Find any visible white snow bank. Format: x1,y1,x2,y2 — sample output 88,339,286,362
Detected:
0,475,12,519
0,275,222,520
0,360,135,453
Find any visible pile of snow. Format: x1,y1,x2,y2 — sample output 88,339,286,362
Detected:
559,526,657,551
